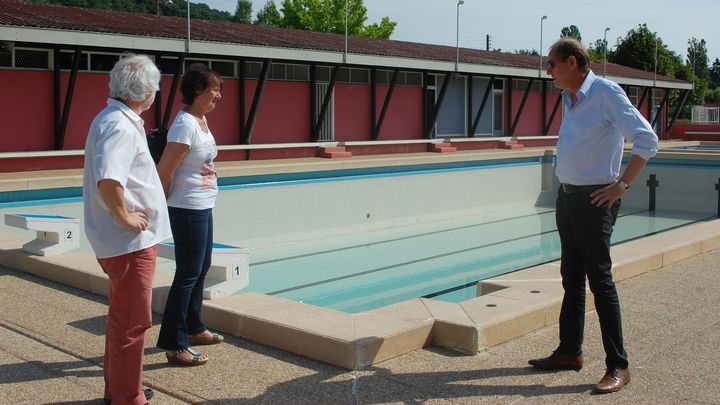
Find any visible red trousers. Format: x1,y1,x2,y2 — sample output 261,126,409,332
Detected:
97,245,157,405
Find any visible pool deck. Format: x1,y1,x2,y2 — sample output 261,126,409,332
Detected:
1,248,719,404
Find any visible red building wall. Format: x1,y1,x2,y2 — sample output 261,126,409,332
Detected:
0,69,566,153
335,84,371,141
0,70,54,152
373,86,423,140
248,80,311,144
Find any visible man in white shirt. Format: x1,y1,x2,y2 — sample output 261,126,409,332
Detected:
83,54,171,405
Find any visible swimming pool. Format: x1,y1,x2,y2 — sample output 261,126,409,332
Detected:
1,153,718,314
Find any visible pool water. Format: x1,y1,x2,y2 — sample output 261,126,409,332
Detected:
239,206,712,313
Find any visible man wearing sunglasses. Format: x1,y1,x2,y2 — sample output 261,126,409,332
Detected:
528,38,658,395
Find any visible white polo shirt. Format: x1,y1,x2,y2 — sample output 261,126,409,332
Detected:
83,98,171,259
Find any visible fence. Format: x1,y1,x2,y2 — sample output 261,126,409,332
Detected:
692,106,720,124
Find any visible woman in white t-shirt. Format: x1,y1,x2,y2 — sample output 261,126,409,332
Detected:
156,63,223,366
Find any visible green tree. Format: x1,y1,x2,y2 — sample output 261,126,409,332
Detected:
560,25,582,42
687,38,709,105
280,0,395,39
361,16,396,39
612,24,679,76
588,38,610,62
705,87,720,104
234,0,252,23
255,0,282,26
516,48,539,56
709,58,720,89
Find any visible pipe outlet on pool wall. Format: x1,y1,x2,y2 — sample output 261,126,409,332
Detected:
4,213,80,256
157,242,249,299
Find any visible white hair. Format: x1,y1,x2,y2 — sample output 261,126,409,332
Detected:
108,54,160,102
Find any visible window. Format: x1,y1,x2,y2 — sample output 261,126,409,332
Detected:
350,68,369,84
405,72,422,86
89,53,119,72
316,65,331,82
211,60,235,77
158,57,181,75
512,79,542,92
371,69,422,86
268,63,309,81
244,61,262,79
0,44,11,67
336,67,351,82
57,50,88,70
184,58,237,78
289,64,309,81
14,48,50,69
270,63,286,80
627,86,639,106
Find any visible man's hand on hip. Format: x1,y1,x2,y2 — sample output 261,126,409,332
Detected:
590,182,625,208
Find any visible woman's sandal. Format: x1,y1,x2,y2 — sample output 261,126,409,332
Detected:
188,330,224,346
165,347,208,366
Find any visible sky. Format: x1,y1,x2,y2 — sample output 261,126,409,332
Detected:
199,0,719,64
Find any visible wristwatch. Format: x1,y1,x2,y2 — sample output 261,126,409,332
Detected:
617,178,630,191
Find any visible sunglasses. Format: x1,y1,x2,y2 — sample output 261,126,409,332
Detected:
546,57,567,69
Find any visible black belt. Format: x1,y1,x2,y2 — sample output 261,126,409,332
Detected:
561,183,609,194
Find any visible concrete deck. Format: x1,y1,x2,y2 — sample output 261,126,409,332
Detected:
1,248,718,404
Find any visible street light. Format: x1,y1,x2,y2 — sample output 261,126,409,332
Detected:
691,41,696,91
539,15,547,77
603,27,610,77
186,0,191,53
455,0,464,72
653,33,658,87
343,0,348,63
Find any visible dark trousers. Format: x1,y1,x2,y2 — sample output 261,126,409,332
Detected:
555,187,628,369
157,207,213,351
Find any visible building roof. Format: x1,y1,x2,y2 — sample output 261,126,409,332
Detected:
0,0,690,89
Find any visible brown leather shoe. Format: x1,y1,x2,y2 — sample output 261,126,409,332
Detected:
593,367,630,394
528,351,583,371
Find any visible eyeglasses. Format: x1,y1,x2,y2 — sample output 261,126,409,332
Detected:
546,58,567,70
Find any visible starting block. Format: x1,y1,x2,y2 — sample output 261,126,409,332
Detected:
4,213,80,256
158,241,249,300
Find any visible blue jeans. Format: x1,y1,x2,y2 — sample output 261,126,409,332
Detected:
157,207,213,351
555,187,628,369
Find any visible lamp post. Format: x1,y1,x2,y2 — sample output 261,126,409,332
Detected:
186,0,191,53
455,0,464,72
691,41,696,91
653,33,658,87
603,27,610,77
539,15,547,77
343,0,348,63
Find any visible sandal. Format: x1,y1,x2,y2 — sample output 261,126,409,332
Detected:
188,330,224,346
165,347,208,366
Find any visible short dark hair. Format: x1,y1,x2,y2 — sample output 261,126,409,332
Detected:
180,63,223,105
550,38,590,71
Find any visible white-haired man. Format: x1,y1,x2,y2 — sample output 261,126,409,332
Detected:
83,54,171,404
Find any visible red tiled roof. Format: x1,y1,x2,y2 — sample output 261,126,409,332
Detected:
0,0,686,84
